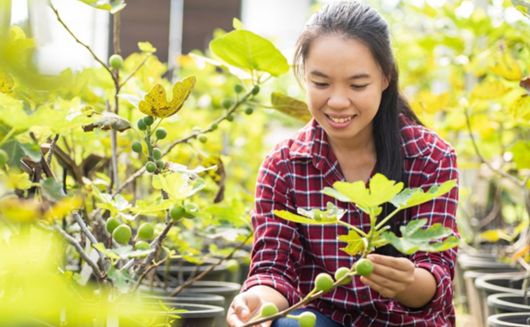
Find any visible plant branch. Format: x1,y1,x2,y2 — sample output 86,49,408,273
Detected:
162,87,255,157
55,225,105,280
338,221,367,237
49,3,113,78
119,55,150,88
132,254,171,292
169,233,252,296
464,107,524,189
375,207,401,231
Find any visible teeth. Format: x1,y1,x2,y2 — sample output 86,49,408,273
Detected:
328,115,353,124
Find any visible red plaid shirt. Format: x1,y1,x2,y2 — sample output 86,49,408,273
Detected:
242,116,459,326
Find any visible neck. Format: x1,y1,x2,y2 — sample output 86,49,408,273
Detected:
328,126,376,158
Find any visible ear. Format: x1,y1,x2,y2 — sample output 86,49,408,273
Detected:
382,75,390,91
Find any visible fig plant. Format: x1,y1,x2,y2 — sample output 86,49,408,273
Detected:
0,0,291,325
243,174,458,326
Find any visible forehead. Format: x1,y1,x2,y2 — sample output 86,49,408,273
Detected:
304,34,382,76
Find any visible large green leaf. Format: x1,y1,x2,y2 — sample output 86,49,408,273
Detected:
270,92,312,122
390,180,457,210
323,174,403,214
338,230,365,256
3,139,41,167
209,30,289,77
381,219,459,255
40,178,66,202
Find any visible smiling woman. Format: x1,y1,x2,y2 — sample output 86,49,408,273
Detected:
227,1,459,327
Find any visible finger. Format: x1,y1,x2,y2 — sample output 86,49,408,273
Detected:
226,311,244,327
231,296,251,319
361,272,403,293
360,275,399,298
367,254,414,272
369,262,413,284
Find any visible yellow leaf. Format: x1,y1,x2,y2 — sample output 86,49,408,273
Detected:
0,71,14,94
4,171,33,190
139,76,196,118
0,197,40,223
471,79,511,99
490,46,522,81
511,244,530,262
44,196,82,222
479,229,511,242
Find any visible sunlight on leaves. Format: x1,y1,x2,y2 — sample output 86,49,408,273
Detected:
139,76,196,118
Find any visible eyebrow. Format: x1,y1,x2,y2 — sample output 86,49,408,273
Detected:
309,70,370,80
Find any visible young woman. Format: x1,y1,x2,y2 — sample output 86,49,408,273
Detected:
227,1,459,326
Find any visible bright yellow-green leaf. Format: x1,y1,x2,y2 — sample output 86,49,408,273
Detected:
0,197,40,223
338,230,365,256
232,18,244,30
138,41,157,54
130,199,174,217
139,76,196,118
0,70,14,93
471,79,511,99
151,172,205,200
209,29,289,77
512,0,530,18
273,209,338,225
3,170,33,190
78,0,126,14
391,180,457,210
381,219,459,254
324,174,404,214
270,92,312,122
479,229,511,242
510,141,530,169
44,196,83,222
489,46,522,81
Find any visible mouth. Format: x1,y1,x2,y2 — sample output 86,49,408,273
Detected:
325,114,357,128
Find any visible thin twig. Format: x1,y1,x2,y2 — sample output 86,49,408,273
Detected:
464,107,524,189
169,233,252,296
49,3,113,78
55,226,105,280
46,134,60,167
119,55,151,88
73,212,98,244
132,254,171,292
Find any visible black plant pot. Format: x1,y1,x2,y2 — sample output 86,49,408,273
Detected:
141,292,225,307
141,281,240,327
474,272,528,327
456,251,519,320
487,293,530,315
156,258,235,283
487,313,530,327
138,302,224,327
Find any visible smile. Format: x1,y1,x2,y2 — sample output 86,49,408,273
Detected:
327,115,354,124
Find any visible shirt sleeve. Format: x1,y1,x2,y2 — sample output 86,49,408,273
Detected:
406,150,459,314
241,153,303,305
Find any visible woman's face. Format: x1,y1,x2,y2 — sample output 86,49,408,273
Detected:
304,34,389,146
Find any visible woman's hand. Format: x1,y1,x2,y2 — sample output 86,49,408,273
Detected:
359,253,436,308
226,291,272,327
359,253,415,299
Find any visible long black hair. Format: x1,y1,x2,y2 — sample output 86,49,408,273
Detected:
293,1,422,255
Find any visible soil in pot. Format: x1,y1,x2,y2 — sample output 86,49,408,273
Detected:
487,312,530,327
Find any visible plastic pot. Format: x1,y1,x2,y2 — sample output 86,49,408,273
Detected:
474,272,528,327
487,293,530,315
487,313,530,327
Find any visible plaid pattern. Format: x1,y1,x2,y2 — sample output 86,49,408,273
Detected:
242,116,459,327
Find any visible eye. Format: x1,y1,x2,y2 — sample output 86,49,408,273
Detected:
311,81,329,88
351,84,369,90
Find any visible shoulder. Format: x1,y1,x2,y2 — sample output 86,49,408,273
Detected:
400,115,456,163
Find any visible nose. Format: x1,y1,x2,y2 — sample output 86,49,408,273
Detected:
327,90,350,110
